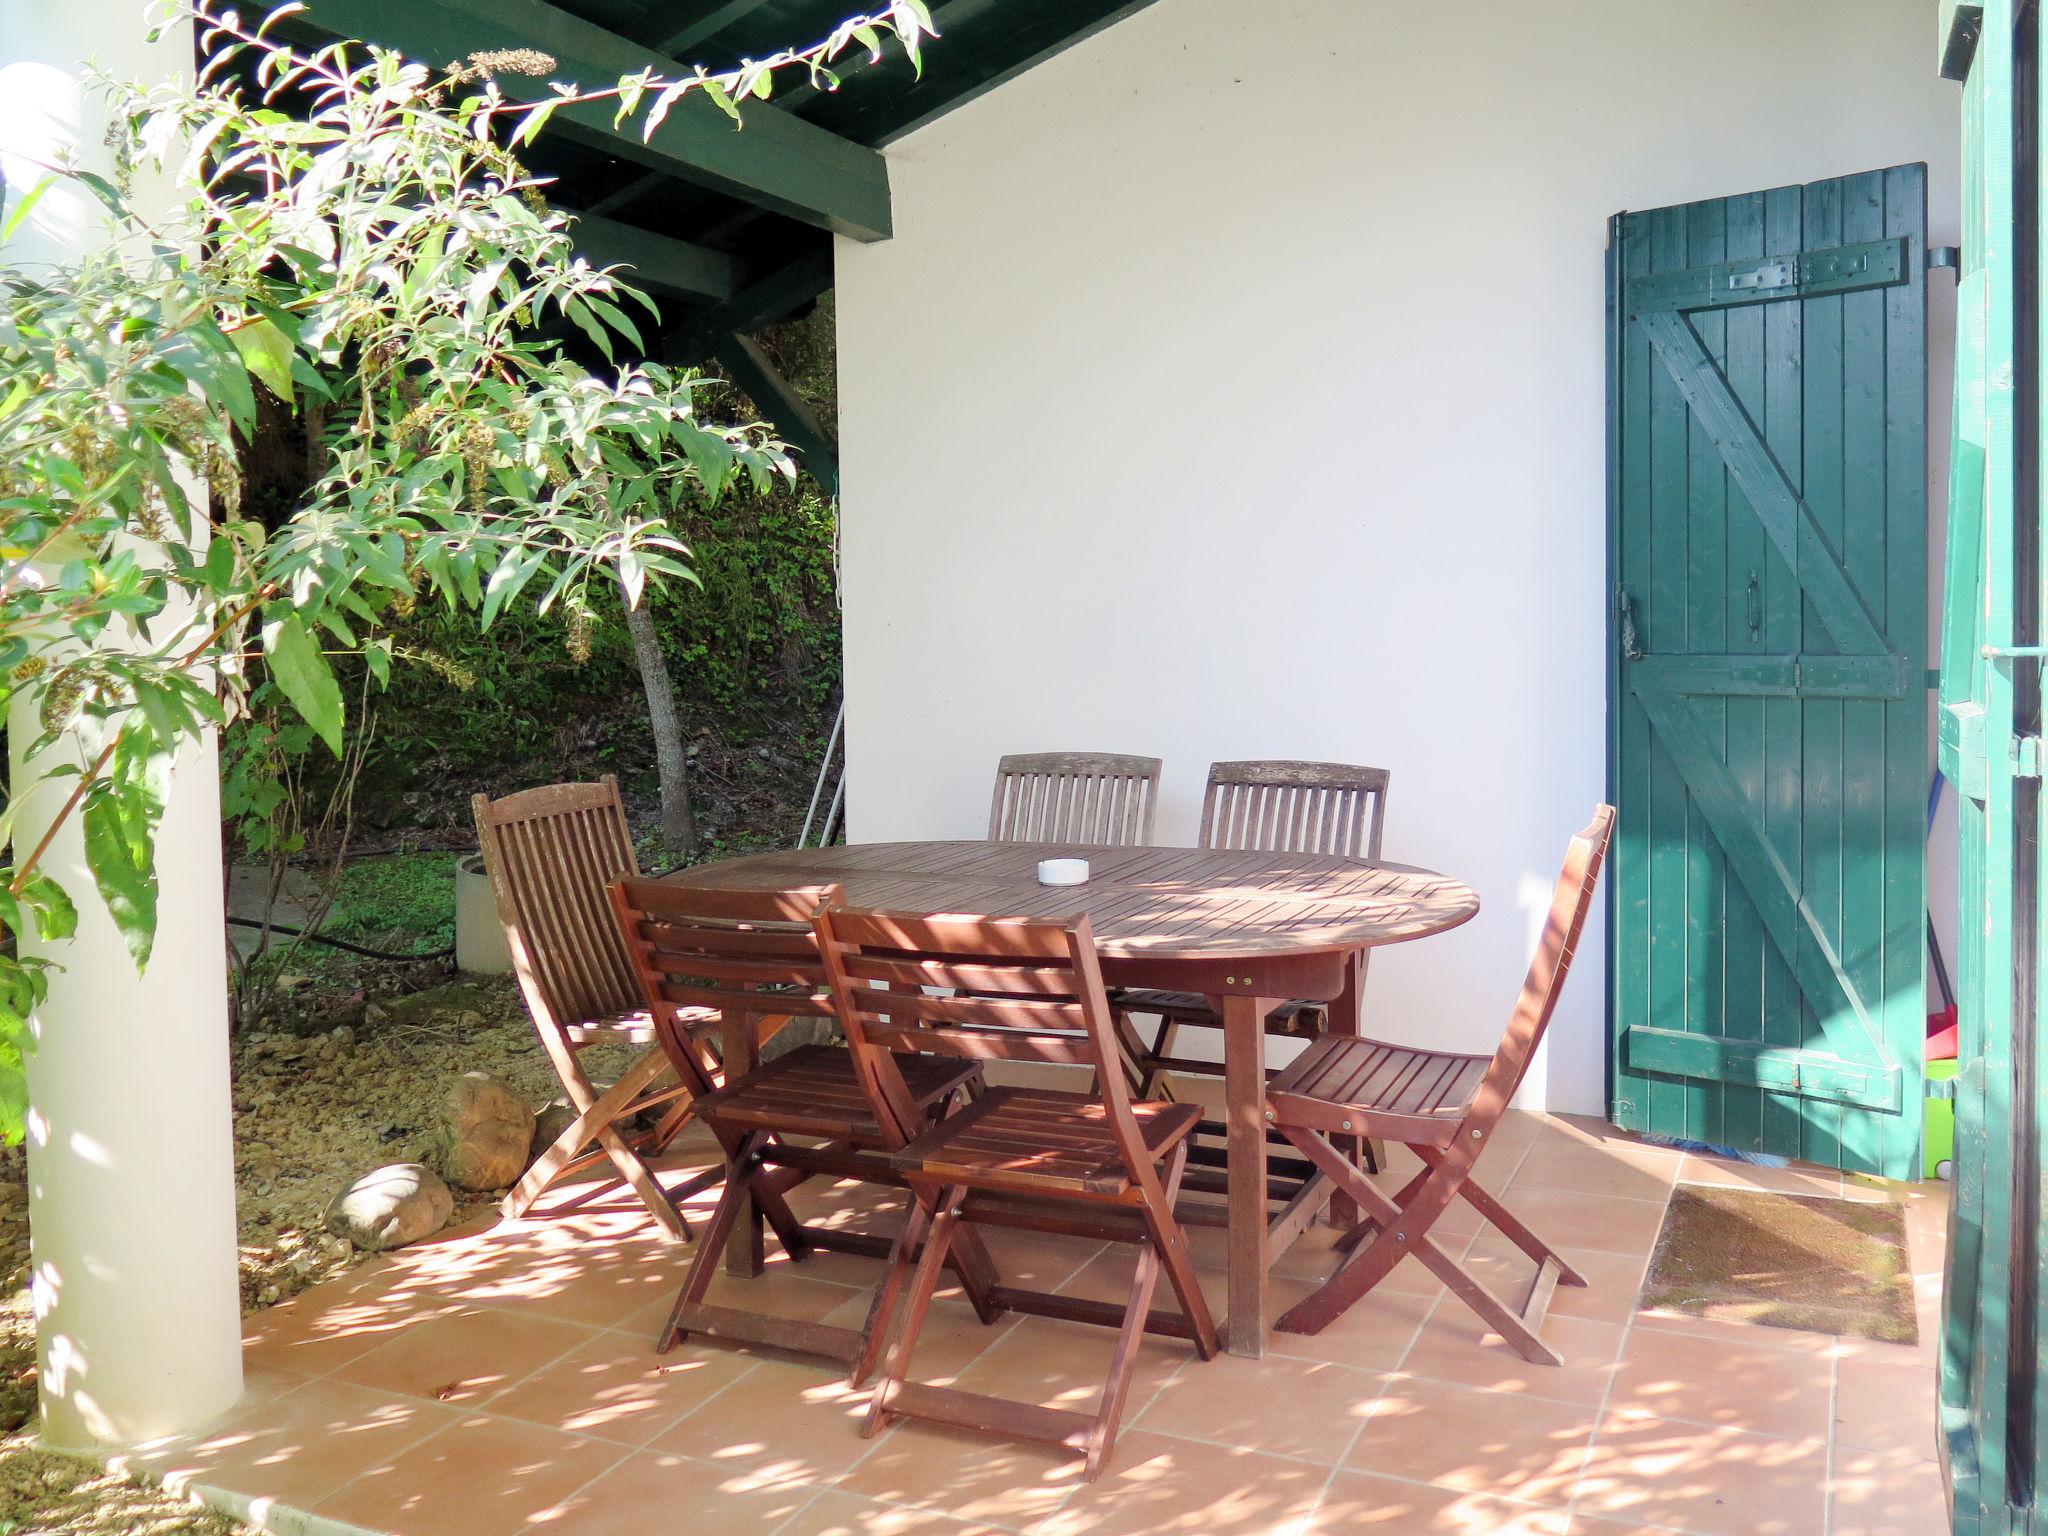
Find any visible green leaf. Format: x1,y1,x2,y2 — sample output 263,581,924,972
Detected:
0,175,55,245
0,1003,32,1146
228,316,296,406
643,81,688,140
20,875,76,943
702,80,742,124
82,791,158,971
262,613,345,755
510,96,560,149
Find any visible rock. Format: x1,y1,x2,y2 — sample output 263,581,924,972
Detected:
325,1163,453,1252
529,1100,578,1164
434,1072,535,1191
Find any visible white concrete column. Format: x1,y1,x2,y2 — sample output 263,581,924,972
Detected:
2,2,244,1448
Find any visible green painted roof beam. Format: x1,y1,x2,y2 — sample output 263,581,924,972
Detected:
569,210,740,299
645,0,769,56
303,0,893,240
711,332,838,495
568,211,741,302
858,0,1167,145
663,244,834,365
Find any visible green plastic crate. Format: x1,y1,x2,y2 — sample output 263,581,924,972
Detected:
1926,1056,1959,1181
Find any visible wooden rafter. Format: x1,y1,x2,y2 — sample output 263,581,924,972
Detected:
662,244,834,365
570,211,742,302
641,0,769,56
710,333,839,495
302,0,893,240
816,0,1170,145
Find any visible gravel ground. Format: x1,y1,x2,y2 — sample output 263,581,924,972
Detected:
0,976,641,1532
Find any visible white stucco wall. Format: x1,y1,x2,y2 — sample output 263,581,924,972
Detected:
832,0,1961,1114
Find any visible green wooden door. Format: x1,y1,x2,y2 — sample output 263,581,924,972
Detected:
1940,2,2044,1528
1606,169,1929,1181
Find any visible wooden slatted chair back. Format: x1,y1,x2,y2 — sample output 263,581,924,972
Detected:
609,878,840,1078
472,777,643,1034
987,752,1162,846
1464,806,1615,1129
1198,760,1390,859
816,909,1151,1168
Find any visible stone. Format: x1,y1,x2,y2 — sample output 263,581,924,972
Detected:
529,1099,579,1165
325,1163,453,1252
434,1071,535,1191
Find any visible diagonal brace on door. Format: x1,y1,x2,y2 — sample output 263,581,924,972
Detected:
1629,677,1896,1077
1637,308,1891,660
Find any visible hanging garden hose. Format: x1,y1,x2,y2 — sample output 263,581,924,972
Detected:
224,915,455,962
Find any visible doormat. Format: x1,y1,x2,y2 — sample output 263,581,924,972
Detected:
1640,1185,1916,1344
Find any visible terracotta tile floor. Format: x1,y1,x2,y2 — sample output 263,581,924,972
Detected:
126,1098,1951,1536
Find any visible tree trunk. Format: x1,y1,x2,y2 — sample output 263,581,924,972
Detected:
621,589,697,861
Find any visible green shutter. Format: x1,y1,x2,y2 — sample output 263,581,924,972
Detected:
1606,168,1929,1180
1939,2,2048,1530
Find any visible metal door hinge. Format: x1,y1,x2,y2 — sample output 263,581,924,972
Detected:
1929,245,1962,272
1616,586,1642,661
2017,736,2043,779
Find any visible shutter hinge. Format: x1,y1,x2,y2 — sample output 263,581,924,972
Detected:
2017,736,2043,779
1929,245,1962,273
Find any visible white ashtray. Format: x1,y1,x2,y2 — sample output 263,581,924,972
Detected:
1037,857,1090,886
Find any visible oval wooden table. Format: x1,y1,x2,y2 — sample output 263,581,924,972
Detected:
678,839,1480,1356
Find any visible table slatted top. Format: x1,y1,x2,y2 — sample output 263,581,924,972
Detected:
674,841,1479,960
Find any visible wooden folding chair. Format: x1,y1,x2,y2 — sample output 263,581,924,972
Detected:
472,778,704,1242
609,878,995,1379
1263,805,1616,1364
1110,761,1392,1213
987,752,1162,846
1120,760,1392,1096
817,907,1218,1480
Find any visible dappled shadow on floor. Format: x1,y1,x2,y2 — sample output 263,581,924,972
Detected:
115,1111,1946,1536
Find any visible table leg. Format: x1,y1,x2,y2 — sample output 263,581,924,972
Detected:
1327,952,1368,1228
1223,993,1275,1358
723,1008,765,1278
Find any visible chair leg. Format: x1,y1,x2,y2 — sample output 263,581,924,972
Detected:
658,1133,761,1352
722,1011,768,1277
506,1047,670,1214
1144,1140,1218,1360
1275,1130,1564,1366
1423,1149,1587,1289
1087,1234,1162,1479
1108,1011,1160,1100
645,1089,697,1153
1332,1163,1430,1255
505,1049,693,1243
851,1192,937,1390
1142,1017,1178,1100
864,1185,964,1438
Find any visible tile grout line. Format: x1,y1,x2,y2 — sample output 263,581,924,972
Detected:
1557,1120,1656,1535
299,1302,663,1531
1297,1120,1550,1533
1822,1351,1839,1536
1023,1258,1217,1534
246,1123,1893,1536
823,1229,1118,1524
